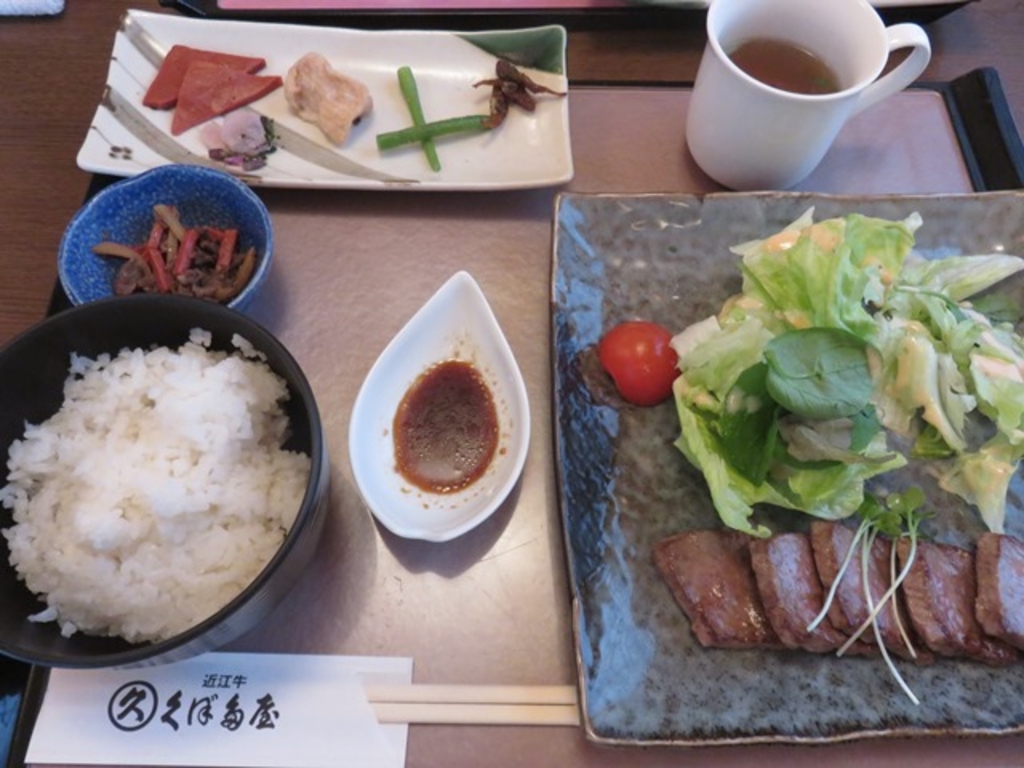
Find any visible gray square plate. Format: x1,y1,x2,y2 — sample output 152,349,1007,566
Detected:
551,191,1024,746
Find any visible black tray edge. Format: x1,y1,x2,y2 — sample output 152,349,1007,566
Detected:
157,0,971,30
940,67,1024,192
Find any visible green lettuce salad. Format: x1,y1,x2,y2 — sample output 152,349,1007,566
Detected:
671,210,1024,538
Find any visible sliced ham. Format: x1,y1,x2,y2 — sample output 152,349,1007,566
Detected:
654,529,781,650
976,532,1024,652
898,538,1018,666
171,62,282,136
749,532,853,654
143,45,267,110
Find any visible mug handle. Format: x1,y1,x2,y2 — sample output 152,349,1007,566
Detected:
853,24,932,115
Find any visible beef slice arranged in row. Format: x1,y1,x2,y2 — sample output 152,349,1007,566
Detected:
897,537,1017,666
976,532,1024,653
809,520,922,662
654,529,781,650
749,532,869,655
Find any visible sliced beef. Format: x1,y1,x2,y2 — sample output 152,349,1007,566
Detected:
171,62,283,136
749,532,850,653
976,532,1024,652
655,530,781,650
973,631,1022,665
898,538,1018,666
143,45,267,110
809,520,918,660
974,633,1021,665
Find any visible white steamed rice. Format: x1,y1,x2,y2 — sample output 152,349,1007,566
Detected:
0,328,311,644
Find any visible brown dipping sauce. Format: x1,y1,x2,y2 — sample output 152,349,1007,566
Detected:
393,359,499,494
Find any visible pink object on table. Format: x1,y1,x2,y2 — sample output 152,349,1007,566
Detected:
219,0,628,9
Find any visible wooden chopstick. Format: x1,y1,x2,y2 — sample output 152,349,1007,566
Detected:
364,684,581,726
364,684,578,705
371,702,580,726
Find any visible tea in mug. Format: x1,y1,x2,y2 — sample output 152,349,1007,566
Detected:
727,38,841,95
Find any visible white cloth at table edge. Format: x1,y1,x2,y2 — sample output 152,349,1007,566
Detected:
0,0,64,15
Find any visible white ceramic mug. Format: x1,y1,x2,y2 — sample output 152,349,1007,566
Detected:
685,0,931,190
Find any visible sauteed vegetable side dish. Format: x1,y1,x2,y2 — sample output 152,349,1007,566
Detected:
596,210,1024,699
92,204,257,303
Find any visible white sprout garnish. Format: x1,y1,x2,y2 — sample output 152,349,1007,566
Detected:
808,488,929,705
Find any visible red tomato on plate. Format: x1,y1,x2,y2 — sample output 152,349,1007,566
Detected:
597,321,679,406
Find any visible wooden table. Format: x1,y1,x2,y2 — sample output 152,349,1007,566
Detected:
2,2,1024,767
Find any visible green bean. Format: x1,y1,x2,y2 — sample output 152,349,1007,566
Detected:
397,66,441,173
376,114,491,152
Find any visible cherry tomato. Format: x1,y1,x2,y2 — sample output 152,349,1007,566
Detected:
597,321,679,406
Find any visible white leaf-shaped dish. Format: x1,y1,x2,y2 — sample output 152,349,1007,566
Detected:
348,271,530,542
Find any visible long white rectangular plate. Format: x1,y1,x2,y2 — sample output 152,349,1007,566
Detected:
76,10,573,191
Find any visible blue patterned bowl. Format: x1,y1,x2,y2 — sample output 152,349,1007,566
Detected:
58,165,272,313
